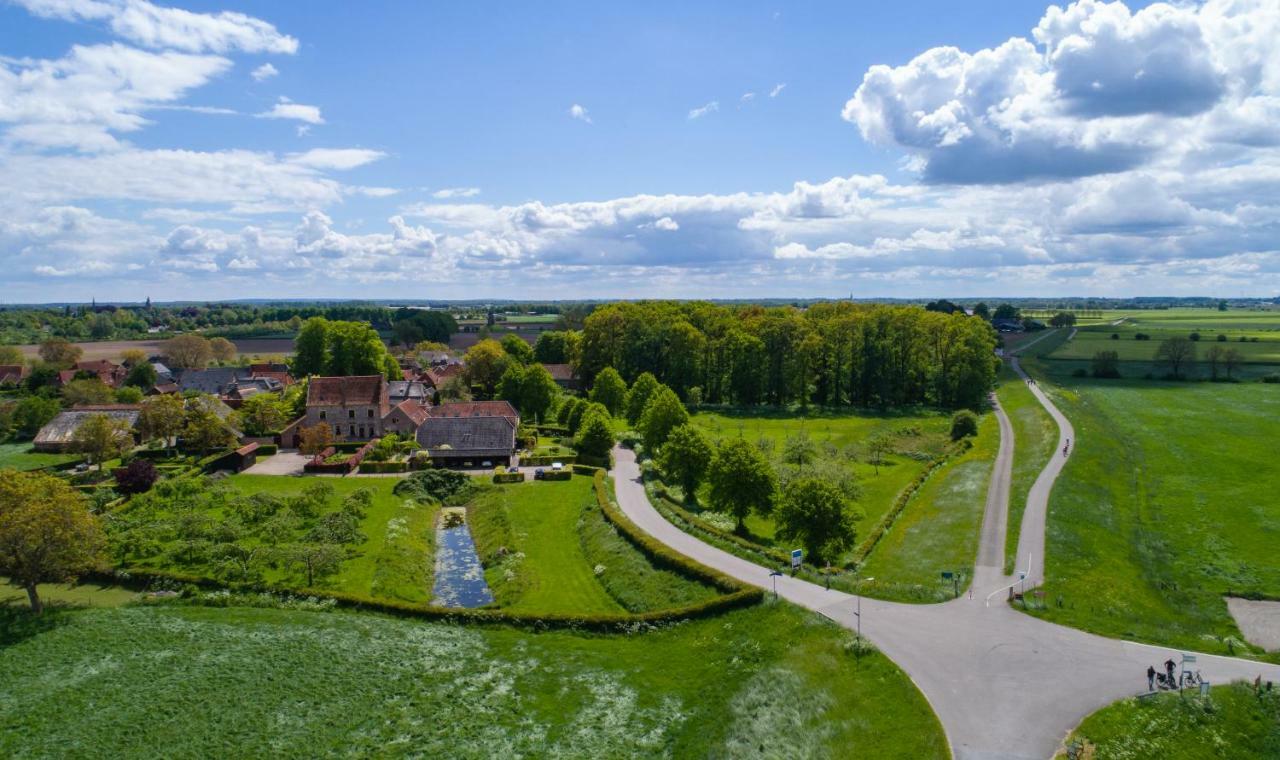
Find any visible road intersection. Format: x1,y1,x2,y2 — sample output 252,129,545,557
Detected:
610,331,1278,759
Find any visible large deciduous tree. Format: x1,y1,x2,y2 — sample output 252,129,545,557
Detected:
623,372,660,425
72,413,133,468
0,470,106,613
463,339,510,397
575,409,615,460
291,317,330,377
163,334,213,369
38,337,82,368
589,366,627,416
62,378,114,406
138,394,185,453
209,337,237,363
298,422,335,456
658,424,713,501
775,477,861,566
638,386,689,451
1156,336,1196,379
707,438,777,531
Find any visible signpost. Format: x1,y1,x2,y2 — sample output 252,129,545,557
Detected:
769,569,783,600
790,548,803,575
941,570,958,599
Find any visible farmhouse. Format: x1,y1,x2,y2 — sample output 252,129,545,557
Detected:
540,363,579,391
382,399,431,437
175,367,252,396
305,375,391,441
33,404,141,452
429,400,519,421
0,364,28,386
416,414,517,467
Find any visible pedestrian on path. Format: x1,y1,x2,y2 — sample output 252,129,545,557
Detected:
1165,658,1176,686
1147,666,1156,691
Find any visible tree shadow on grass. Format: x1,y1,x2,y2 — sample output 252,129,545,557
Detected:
0,604,74,647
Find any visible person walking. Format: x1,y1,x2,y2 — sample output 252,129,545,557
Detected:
1147,665,1156,691
1165,658,1176,687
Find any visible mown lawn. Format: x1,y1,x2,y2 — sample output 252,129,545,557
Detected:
469,478,623,614
858,410,999,601
2,578,138,609
996,363,1057,574
1065,682,1280,759
1022,361,1280,654
0,601,947,759
0,442,81,471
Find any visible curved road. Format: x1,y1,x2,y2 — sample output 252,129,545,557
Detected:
610,329,1278,759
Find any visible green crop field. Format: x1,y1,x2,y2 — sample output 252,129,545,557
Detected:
858,411,998,599
0,443,81,472
1019,357,1280,655
0,601,947,759
995,364,1057,574
688,408,953,539
1065,682,1280,759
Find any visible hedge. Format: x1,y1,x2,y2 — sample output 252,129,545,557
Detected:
540,470,572,481
358,460,408,474
492,472,525,483
534,424,570,436
256,443,279,456
576,453,612,469
591,470,759,598
571,464,602,476
520,454,577,467
850,444,959,564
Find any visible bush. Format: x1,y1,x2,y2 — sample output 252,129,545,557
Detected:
256,443,278,456
1189,332,1201,341
1134,332,1151,341
394,469,477,503
542,470,572,481
115,459,158,494
492,471,525,483
949,410,979,441
357,460,408,474
1071,368,1088,378
1110,333,1119,340
1262,373,1280,384
1216,334,1228,342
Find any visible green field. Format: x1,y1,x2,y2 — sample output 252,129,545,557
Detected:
858,411,998,600
0,442,81,472
687,408,953,543
0,601,947,758
2,579,139,609
1020,358,1280,655
1065,682,1280,759
995,364,1057,574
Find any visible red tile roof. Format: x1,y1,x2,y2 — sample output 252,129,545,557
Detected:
251,370,293,386
540,363,575,381
424,364,464,387
390,399,431,426
306,375,388,411
0,364,27,384
429,400,519,420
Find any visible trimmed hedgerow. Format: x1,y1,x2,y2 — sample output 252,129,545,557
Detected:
358,460,408,474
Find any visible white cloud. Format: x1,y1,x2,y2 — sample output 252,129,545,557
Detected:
287,148,385,170
15,0,299,54
257,97,323,124
568,103,592,123
251,62,278,81
769,83,786,98
842,0,1280,184
0,42,232,150
688,100,719,120
432,187,481,199
740,92,756,105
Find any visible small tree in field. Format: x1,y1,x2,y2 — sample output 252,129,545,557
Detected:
1223,348,1243,379
299,422,335,456
0,470,106,613
1156,336,1196,379
282,543,343,587
1091,350,1121,378
73,413,133,469
950,410,979,441
865,434,893,474
182,408,235,453
775,477,861,566
707,438,777,531
138,394,185,454
658,424,713,502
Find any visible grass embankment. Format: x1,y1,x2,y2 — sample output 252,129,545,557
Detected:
857,410,999,599
0,442,81,471
1021,361,1280,656
1063,682,1280,759
687,408,952,552
469,478,622,614
0,601,948,758
995,363,1057,574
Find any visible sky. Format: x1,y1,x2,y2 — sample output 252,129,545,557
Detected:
2,0,1279,303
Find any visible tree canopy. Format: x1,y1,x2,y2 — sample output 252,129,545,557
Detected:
589,366,627,416
775,477,861,566
707,438,777,530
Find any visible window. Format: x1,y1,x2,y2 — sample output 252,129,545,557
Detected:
349,425,355,436
334,424,340,436
358,426,365,438
348,409,355,419
319,410,326,420
368,409,374,418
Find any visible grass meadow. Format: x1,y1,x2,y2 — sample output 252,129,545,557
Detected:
1065,682,1280,759
857,410,998,598
1020,354,1280,655
0,600,947,759
995,363,1057,574
687,408,953,545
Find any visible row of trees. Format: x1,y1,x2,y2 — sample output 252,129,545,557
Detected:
576,302,998,410
291,318,401,380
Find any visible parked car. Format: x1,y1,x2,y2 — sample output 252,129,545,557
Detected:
482,460,493,467
551,462,564,471
534,468,545,480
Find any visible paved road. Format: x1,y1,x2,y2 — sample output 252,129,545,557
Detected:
610,327,1279,759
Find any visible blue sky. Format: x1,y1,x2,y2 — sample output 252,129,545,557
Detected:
2,0,1278,301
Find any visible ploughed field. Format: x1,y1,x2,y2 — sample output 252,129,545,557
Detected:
15,337,297,361
1023,352,1280,656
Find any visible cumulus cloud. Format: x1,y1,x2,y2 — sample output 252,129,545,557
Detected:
769,83,786,98
568,104,592,123
257,97,323,124
688,101,719,120
287,148,385,170
15,0,299,54
251,62,278,81
843,0,1279,184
